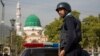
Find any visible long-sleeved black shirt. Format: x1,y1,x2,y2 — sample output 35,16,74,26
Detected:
59,13,82,53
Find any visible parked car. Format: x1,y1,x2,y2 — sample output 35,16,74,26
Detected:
20,43,59,56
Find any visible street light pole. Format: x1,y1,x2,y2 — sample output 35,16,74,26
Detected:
0,0,5,23
10,19,16,56
0,0,5,55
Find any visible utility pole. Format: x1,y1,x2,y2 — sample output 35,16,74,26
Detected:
0,0,5,23
10,19,16,56
0,0,5,56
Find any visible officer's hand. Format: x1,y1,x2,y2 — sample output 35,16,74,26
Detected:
59,50,65,56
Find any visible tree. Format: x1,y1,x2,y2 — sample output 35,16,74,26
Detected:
82,15,100,47
6,34,24,55
15,35,24,54
98,14,100,19
71,10,80,19
81,15,100,56
44,10,80,42
44,18,63,42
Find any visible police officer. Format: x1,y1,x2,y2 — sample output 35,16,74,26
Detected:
56,2,82,56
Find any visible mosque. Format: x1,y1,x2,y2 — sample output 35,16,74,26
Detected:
15,1,48,43
0,0,48,55
23,14,48,43
0,0,48,45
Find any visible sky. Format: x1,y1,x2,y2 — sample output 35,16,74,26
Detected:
0,0,100,27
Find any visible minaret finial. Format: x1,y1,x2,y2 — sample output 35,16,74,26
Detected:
15,0,22,36
16,0,21,22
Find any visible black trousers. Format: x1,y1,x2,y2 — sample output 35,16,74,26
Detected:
65,48,82,56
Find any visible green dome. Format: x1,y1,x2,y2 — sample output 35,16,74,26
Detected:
25,14,41,27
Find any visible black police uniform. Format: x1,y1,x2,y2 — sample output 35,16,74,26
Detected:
59,13,82,56
56,2,90,56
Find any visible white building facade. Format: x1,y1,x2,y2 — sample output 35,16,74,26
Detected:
23,14,48,43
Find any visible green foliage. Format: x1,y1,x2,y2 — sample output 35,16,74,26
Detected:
15,35,24,54
44,10,80,42
6,34,24,54
44,10,100,49
71,10,80,19
44,18,63,42
81,15,100,48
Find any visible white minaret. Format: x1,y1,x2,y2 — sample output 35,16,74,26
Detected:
15,0,22,36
